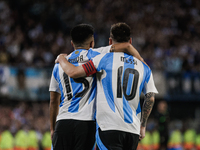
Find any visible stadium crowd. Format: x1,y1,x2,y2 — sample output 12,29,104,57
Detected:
1,0,200,149
0,0,200,72
0,101,200,149
0,101,51,149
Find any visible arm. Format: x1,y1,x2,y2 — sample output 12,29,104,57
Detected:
111,43,148,66
56,55,86,78
50,91,61,140
140,92,155,140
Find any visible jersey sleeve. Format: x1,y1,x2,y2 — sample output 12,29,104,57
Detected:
142,71,158,95
49,64,61,94
92,45,112,54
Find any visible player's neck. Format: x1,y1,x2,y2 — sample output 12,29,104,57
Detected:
74,46,90,50
111,40,119,45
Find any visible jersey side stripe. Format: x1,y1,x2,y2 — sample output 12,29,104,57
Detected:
101,53,115,112
88,75,97,104
53,64,65,107
136,62,149,115
96,130,108,150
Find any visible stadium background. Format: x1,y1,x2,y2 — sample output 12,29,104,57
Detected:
0,0,200,149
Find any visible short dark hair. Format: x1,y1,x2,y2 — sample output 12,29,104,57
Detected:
70,24,94,46
110,23,131,42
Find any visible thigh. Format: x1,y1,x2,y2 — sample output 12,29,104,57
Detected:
73,120,96,150
53,120,96,150
84,121,96,150
96,128,123,150
124,133,139,150
52,120,74,150
52,131,73,150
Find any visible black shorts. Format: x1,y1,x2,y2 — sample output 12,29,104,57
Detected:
96,128,139,150
52,119,96,150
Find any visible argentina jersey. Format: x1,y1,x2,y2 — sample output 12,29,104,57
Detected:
49,48,108,121
90,52,158,135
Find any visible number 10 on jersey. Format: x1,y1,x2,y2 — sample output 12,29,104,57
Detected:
117,66,139,101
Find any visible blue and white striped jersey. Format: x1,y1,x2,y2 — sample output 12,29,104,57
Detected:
49,46,111,121
83,52,158,135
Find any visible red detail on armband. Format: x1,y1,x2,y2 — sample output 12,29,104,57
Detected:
82,60,97,76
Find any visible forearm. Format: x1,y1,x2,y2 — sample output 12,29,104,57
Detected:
57,55,86,78
50,104,58,131
58,56,77,76
141,92,155,127
50,92,60,131
110,43,130,53
111,43,147,66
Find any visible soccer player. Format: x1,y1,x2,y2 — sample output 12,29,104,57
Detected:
56,23,158,150
49,23,145,150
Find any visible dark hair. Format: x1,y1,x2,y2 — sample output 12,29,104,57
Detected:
70,24,94,46
110,23,131,42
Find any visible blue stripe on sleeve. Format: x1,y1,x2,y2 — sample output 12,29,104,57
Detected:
139,63,151,95
139,63,147,96
146,69,151,83
53,64,64,107
136,63,150,115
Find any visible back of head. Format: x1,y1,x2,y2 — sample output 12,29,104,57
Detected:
70,24,94,47
110,22,131,43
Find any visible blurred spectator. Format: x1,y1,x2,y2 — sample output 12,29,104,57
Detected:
0,101,49,150
154,100,170,150
0,101,49,136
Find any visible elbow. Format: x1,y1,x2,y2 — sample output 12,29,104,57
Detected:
149,96,155,104
140,57,144,62
144,94,155,103
126,43,132,50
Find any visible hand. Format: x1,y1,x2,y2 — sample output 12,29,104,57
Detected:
55,54,68,63
139,126,146,140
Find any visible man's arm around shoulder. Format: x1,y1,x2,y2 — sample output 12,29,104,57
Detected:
110,43,147,65
55,54,86,78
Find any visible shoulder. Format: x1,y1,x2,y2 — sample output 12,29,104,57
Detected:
52,63,60,77
93,52,112,61
133,56,151,71
92,45,112,53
